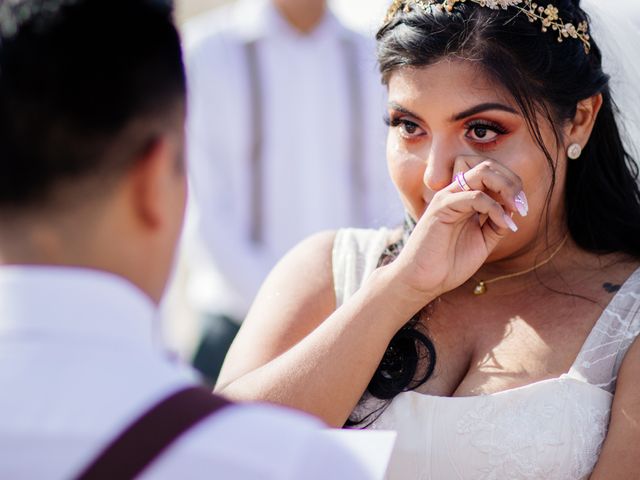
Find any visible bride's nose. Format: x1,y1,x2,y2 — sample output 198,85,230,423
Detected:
422,139,456,191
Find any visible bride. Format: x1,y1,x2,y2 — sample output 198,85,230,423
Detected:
215,0,640,478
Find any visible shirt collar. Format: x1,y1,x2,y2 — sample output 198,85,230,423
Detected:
234,0,352,43
0,266,159,352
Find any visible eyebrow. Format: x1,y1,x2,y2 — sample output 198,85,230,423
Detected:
450,103,519,122
388,101,519,123
388,102,425,123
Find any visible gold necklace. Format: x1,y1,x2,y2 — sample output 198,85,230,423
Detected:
472,235,569,295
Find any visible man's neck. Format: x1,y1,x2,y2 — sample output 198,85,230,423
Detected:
0,215,162,304
272,0,327,34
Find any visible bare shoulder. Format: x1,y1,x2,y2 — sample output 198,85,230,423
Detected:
250,226,401,322
590,334,640,478
255,230,338,319
615,333,640,400
217,231,338,386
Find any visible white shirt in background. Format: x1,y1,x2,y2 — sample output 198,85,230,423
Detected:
0,266,372,479
183,0,402,320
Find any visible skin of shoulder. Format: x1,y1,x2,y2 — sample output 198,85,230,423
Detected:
216,230,338,390
590,334,640,478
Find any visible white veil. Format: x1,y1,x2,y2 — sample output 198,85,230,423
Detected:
582,0,640,165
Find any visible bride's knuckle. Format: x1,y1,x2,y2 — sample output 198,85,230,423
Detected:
433,190,446,202
471,191,485,202
504,177,518,192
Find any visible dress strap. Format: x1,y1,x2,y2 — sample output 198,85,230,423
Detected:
332,228,392,307
75,386,232,480
567,266,640,392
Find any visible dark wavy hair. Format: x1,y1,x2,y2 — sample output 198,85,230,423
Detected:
347,0,640,426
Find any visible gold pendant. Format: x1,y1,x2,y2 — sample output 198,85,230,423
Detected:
473,281,487,295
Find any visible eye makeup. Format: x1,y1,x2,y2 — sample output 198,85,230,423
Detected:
464,119,510,146
384,113,426,140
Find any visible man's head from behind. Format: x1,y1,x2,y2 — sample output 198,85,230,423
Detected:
0,0,187,301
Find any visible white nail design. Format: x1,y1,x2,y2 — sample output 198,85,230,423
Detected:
504,214,518,232
515,191,528,217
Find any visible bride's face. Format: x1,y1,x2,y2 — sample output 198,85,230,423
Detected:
386,59,568,259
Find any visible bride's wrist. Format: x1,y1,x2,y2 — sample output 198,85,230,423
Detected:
365,264,439,329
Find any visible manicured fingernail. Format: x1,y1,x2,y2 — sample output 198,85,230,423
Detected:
504,214,518,232
515,191,528,217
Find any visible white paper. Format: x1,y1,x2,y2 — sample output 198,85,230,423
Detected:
319,429,397,480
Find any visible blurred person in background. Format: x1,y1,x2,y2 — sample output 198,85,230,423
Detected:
0,1,374,478
183,0,403,385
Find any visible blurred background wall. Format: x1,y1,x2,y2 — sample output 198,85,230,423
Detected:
175,0,391,33
175,0,640,41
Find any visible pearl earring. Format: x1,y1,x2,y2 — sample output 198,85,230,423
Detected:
567,143,582,160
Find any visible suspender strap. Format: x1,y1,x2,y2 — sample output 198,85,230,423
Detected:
75,387,232,480
243,36,366,245
341,36,366,227
245,40,264,246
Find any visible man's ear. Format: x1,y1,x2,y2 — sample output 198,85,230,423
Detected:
565,93,603,150
128,135,182,230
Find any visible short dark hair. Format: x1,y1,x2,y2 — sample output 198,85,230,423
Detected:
0,0,186,211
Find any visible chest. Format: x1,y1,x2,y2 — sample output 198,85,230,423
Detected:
414,290,609,397
370,378,612,480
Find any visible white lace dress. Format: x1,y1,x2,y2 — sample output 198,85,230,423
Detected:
333,228,640,480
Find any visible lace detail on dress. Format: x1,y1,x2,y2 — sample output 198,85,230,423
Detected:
566,384,610,479
568,268,640,392
456,392,563,479
454,379,610,480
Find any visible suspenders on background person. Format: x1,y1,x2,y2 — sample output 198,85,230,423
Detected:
243,36,366,246
245,40,265,246
341,36,366,230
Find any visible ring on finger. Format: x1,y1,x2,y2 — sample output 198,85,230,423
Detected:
455,171,472,192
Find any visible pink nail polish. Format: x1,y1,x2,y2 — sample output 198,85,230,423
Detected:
504,214,518,232
515,191,528,217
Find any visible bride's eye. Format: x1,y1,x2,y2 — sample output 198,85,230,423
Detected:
465,120,508,143
384,115,426,139
471,126,491,139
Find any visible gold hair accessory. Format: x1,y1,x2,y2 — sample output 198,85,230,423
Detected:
384,0,591,54
472,235,569,295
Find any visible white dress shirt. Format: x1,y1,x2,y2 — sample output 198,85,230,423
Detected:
0,266,371,479
183,0,402,319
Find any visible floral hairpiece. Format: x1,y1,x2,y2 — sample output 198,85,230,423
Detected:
384,0,591,54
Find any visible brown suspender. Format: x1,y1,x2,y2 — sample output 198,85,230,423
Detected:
75,386,232,480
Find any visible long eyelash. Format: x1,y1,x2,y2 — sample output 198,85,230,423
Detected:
466,119,509,135
383,114,402,127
